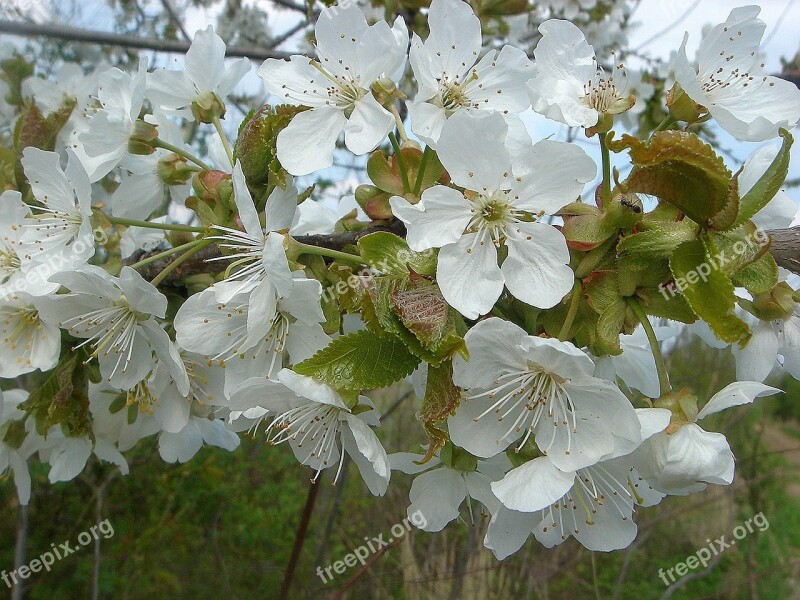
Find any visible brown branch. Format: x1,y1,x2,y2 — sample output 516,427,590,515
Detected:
768,227,800,274
127,220,406,284
129,222,800,286
0,20,292,60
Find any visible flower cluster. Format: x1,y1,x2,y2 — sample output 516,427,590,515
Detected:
0,0,797,557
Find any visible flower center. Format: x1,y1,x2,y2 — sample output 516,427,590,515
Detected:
1,305,40,361
465,192,520,245
581,60,631,115
62,304,141,379
127,380,156,414
466,366,577,454
0,245,21,284
310,60,367,117
435,72,480,115
540,464,634,540
265,402,346,483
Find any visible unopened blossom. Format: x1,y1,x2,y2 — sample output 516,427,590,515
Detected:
38,265,190,393
407,0,533,146
20,147,95,261
485,408,669,556
391,111,595,318
528,19,633,128
228,370,391,495
636,382,781,495
147,26,251,122
673,6,800,141
209,162,296,303
257,5,408,175
447,318,641,471
0,292,61,378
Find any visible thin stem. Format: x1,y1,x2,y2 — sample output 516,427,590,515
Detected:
153,139,212,171
627,298,671,397
389,132,411,194
294,241,365,266
389,104,409,142
558,281,582,341
105,214,208,234
651,115,674,136
212,116,235,166
151,239,213,286
128,238,206,270
413,146,434,196
598,132,612,206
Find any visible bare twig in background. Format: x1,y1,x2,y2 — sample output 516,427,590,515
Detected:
11,503,28,600
332,536,404,600
279,478,320,599
0,20,292,60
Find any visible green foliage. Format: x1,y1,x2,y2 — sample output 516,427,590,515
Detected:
21,349,98,437
293,329,420,390
357,231,437,276
734,128,794,227
233,104,305,204
669,238,750,343
610,130,738,229
416,360,461,463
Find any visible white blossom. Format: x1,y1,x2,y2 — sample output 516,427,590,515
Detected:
673,6,800,141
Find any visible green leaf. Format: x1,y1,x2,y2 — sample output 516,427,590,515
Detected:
293,330,420,390
364,276,460,364
669,238,750,343
734,128,794,228
636,288,698,323
612,131,734,227
584,271,627,355
617,223,697,268
732,253,779,295
416,361,460,464
357,232,437,276
234,104,306,190
21,352,92,437
561,214,618,251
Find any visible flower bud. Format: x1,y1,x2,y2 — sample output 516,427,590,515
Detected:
654,389,699,431
128,119,159,155
191,91,227,123
156,154,195,186
666,83,706,124
750,282,797,321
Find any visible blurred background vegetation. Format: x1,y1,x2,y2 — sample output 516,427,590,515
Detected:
2,330,799,599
